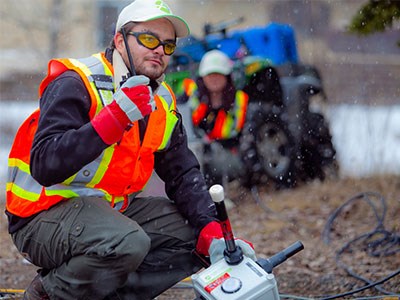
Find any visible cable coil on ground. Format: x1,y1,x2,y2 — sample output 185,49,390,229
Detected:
321,191,400,298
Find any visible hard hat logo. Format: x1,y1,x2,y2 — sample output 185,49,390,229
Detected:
155,0,172,14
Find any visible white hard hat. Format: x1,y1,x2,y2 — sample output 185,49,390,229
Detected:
199,50,233,77
115,0,190,38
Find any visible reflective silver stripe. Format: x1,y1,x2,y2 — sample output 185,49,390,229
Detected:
46,184,105,197
9,167,106,200
7,165,17,184
8,166,43,194
9,164,105,197
78,55,104,69
156,83,179,150
93,79,114,90
157,84,174,107
68,153,104,185
79,56,114,107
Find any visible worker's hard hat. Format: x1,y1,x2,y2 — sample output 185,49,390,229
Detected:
116,0,190,38
199,50,233,77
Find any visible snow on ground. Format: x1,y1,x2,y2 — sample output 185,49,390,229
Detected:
1,101,399,197
326,104,400,177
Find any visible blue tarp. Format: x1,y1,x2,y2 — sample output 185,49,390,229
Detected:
176,22,299,65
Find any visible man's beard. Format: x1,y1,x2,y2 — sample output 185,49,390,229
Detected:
135,58,165,80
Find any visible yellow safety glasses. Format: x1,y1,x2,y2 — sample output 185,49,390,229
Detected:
127,32,176,56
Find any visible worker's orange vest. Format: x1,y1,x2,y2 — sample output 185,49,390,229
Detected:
183,78,248,140
6,53,179,217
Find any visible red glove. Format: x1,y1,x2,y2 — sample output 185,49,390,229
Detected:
196,221,224,257
91,75,156,145
196,221,256,264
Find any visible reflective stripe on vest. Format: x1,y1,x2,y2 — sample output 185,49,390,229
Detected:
6,53,178,217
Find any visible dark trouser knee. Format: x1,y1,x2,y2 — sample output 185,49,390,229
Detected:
111,229,151,274
43,229,151,300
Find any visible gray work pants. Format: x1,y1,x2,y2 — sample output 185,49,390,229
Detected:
12,196,201,300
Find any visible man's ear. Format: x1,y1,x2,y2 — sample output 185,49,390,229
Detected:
114,33,125,52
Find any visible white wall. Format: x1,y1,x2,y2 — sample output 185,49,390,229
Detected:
1,101,399,198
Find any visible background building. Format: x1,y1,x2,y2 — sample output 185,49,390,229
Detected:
1,0,399,104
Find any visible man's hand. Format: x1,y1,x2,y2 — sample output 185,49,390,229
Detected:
114,75,156,122
91,75,156,145
209,238,256,264
196,221,256,264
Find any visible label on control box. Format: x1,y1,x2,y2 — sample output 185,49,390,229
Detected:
205,273,230,293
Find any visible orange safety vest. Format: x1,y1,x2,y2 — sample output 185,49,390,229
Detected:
6,53,179,218
183,78,248,140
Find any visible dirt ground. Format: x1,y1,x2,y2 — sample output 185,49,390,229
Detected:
1,175,399,299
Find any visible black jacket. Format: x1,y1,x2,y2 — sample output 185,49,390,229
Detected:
7,49,217,235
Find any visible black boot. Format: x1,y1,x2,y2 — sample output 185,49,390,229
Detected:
23,273,49,300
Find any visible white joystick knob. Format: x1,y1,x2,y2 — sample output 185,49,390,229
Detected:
209,184,224,203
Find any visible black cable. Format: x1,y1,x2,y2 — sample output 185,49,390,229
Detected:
322,192,387,245
250,185,275,214
317,269,400,300
321,191,400,296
